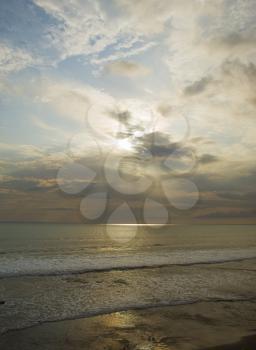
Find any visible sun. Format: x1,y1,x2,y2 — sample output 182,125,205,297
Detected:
115,138,134,151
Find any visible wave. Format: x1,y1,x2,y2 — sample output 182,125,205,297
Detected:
1,248,256,278
2,295,256,335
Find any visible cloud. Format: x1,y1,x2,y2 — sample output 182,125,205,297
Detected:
192,162,256,193
137,132,179,157
105,60,150,77
0,0,158,72
185,60,256,120
1,140,255,223
157,103,173,117
0,176,57,193
32,0,156,65
214,32,256,49
32,117,58,132
198,208,256,219
184,76,213,96
164,0,256,87
198,154,219,165
33,0,110,60
218,191,256,201
31,116,72,141
0,42,35,76
91,41,157,65
0,143,44,161
17,76,116,126
0,0,256,223
114,0,177,35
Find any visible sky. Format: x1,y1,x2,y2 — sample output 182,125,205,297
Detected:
0,0,256,224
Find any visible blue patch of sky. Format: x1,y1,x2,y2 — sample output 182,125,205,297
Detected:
0,71,81,147
0,0,59,61
0,98,78,147
92,35,145,62
54,35,171,99
55,56,99,87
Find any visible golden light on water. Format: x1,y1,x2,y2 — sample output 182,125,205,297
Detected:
99,312,170,349
100,311,137,329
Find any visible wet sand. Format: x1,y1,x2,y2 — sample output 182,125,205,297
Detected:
204,334,256,349
1,299,256,350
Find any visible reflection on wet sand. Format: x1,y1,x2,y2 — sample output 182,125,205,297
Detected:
97,312,170,349
1,300,256,349
101,311,137,329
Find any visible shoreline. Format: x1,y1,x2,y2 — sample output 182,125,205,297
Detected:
1,300,256,349
1,258,256,339
1,296,256,336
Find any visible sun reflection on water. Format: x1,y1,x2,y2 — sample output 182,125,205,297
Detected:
101,311,137,329
98,312,172,349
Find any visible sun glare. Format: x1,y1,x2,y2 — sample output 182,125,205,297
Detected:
116,138,133,151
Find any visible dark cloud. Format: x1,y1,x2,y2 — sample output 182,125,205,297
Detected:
216,32,256,49
1,161,256,223
1,127,256,223
0,178,57,193
184,76,213,96
198,154,219,165
108,111,186,159
218,191,256,201
191,166,256,193
138,132,179,156
108,109,145,139
12,165,58,180
222,60,256,80
109,110,131,126
157,103,172,117
198,208,256,219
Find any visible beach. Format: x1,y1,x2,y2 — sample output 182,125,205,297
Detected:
0,224,256,349
1,301,256,349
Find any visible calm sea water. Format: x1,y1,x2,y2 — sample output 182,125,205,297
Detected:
0,224,256,333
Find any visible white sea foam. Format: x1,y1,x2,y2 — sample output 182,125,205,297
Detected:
0,248,256,278
1,251,256,334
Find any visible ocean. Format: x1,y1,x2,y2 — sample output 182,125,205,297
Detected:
0,223,256,334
